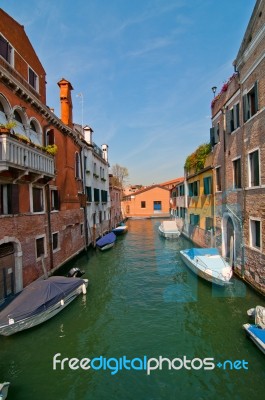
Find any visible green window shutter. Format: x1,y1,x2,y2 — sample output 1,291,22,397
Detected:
243,94,249,122
226,109,231,134
233,104,239,129
214,125,219,143
254,81,259,113
210,127,215,146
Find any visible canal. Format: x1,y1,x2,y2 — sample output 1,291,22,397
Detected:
1,219,265,400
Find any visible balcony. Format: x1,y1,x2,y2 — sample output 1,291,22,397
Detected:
0,133,55,181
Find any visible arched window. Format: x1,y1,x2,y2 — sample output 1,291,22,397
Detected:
0,101,7,126
0,95,11,126
29,119,42,145
13,109,26,136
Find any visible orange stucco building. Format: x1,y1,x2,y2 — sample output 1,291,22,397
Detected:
122,184,171,218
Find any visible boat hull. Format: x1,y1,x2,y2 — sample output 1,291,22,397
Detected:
243,323,265,355
0,280,88,336
112,226,128,235
180,250,232,286
98,242,115,251
158,225,180,239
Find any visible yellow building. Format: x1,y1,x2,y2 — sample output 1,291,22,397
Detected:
185,150,214,247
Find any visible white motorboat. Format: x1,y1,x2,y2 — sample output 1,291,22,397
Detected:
0,382,10,400
243,323,265,355
180,247,233,286
112,224,128,235
158,221,181,239
0,276,88,336
96,232,116,251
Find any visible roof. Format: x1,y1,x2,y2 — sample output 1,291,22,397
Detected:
160,177,184,187
234,0,263,68
127,184,170,196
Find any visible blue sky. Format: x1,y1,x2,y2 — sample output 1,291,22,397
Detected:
1,0,256,185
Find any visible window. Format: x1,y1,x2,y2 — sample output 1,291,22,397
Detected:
226,103,240,134
0,101,8,125
75,152,81,179
205,217,213,231
126,205,130,214
52,232,59,251
203,177,212,195
153,201,161,211
0,34,12,64
28,67,38,91
249,150,260,187
101,190,108,203
36,236,45,259
13,110,26,136
188,181,199,197
190,214,200,226
94,188,100,202
250,219,261,249
243,82,258,122
141,201,146,208
46,129,54,146
80,223,84,236
215,167,221,192
86,186,92,202
0,184,19,215
179,185,185,196
233,158,242,189
32,187,44,212
210,123,219,146
180,207,186,218
51,189,60,211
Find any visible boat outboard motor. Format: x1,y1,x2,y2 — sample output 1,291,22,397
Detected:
67,267,85,278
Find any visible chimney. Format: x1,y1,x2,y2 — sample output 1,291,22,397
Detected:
101,144,108,162
57,78,74,128
83,125,93,145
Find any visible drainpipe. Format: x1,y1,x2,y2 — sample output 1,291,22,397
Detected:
80,146,89,250
45,183,54,274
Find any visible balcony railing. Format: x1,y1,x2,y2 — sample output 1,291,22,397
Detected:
0,133,55,177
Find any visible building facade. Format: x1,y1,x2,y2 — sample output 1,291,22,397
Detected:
0,9,111,303
210,0,265,294
122,184,171,219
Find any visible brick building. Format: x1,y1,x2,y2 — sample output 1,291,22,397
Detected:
0,9,110,303
210,0,265,294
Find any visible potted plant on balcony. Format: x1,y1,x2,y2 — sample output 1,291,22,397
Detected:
0,121,17,133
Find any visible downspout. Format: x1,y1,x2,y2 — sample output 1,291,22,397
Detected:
80,145,89,250
45,183,53,274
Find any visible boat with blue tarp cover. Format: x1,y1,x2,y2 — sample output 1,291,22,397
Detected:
243,305,265,354
243,324,265,355
0,276,88,336
96,232,116,251
179,247,233,286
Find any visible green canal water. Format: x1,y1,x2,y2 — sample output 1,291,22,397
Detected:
1,219,265,400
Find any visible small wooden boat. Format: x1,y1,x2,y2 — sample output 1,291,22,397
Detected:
158,221,180,239
112,224,128,235
96,232,116,251
0,382,10,400
0,276,88,336
180,247,233,286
